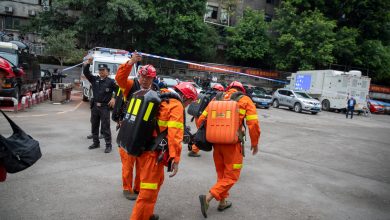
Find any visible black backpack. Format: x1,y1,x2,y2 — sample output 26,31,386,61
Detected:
0,110,42,173
112,78,140,122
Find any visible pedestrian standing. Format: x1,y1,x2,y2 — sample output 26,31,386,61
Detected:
346,96,356,119
83,57,116,153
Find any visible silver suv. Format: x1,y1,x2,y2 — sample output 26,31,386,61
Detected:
272,89,321,114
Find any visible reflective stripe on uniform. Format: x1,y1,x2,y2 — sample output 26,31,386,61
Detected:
132,99,142,115
202,111,208,117
140,182,158,190
239,109,246,115
246,114,258,121
157,120,184,129
143,102,155,121
117,88,122,96
233,164,243,169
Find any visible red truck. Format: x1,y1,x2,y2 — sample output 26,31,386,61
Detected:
0,41,42,100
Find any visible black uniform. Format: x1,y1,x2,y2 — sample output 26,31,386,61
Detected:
83,64,117,148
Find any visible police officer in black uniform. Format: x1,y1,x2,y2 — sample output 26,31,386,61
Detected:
83,57,117,153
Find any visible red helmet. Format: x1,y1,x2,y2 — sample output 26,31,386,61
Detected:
174,82,198,101
212,83,224,91
0,57,15,78
138,64,156,77
227,81,245,93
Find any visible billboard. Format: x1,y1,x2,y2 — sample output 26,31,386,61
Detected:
295,74,311,91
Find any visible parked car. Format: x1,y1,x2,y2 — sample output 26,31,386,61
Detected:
159,76,179,88
250,90,272,109
272,89,321,114
188,81,203,94
368,100,385,114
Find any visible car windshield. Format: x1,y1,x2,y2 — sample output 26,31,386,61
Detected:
94,62,121,75
191,82,201,89
252,90,266,96
295,92,312,99
0,53,18,66
162,78,178,87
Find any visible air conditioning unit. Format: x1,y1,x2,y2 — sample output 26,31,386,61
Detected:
5,6,13,13
28,10,36,16
42,6,50,11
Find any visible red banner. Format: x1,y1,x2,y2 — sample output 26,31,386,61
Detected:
370,84,390,94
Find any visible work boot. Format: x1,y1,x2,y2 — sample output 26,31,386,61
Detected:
88,143,100,149
199,195,209,218
104,145,112,153
126,192,138,200
217,200,232,211
149,214,159,220
188,151,201,157
87,134,93,139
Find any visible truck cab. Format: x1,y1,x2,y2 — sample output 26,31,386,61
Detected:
81,47,137,101
0,41,41,100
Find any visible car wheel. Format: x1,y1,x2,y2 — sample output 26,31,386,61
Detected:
265,106,269,109
322,99,330,111
273,99,279,108
294,103,302,113
311,112,318,115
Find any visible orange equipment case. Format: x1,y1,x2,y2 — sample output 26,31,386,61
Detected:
205,100,240,144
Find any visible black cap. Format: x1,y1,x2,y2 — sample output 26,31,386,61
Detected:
98,64,109,70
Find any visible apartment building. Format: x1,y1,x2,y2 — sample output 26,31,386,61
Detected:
205,0,281,26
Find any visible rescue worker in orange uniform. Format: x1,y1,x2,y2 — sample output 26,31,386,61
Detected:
198,81,260,218
188,83,225,157
115,55,158,200
116,52,198,220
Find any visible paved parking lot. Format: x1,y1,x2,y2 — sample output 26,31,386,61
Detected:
1,91,389,220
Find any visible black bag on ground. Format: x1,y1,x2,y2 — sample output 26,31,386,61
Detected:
0,110,42,173
193,121,212,152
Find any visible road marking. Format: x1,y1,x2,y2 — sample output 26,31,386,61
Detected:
56,101,83,114
9,101,84,118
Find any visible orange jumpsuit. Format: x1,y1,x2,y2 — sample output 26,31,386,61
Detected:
198,88,260,201
117,63,184,220
115,63,142,194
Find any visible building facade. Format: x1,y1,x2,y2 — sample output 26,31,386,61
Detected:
205,0,281,27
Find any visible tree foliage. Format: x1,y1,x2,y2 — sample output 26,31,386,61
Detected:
271,2,336,70
44,30,81,66
136,0,218,61
225,9,270,66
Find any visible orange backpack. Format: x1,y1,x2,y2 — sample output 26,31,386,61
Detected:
205,92,244,144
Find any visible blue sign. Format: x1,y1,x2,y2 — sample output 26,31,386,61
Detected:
295,74,311,91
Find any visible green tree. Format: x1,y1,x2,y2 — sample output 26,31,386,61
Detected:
55,0,147,49
333,27,360,66
44,30,80,66
136,0,218,61
271,2,336,70
225,9,271,66
357,40,390,83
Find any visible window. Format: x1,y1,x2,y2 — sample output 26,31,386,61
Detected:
352,79,358,87
206,5,218,20
362,80,367,89
4,17,28,30
220,8,229,24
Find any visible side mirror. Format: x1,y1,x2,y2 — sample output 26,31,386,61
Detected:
22,63,29,70
290,94,295,97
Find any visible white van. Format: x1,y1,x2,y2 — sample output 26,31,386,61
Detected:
80,47,137,101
